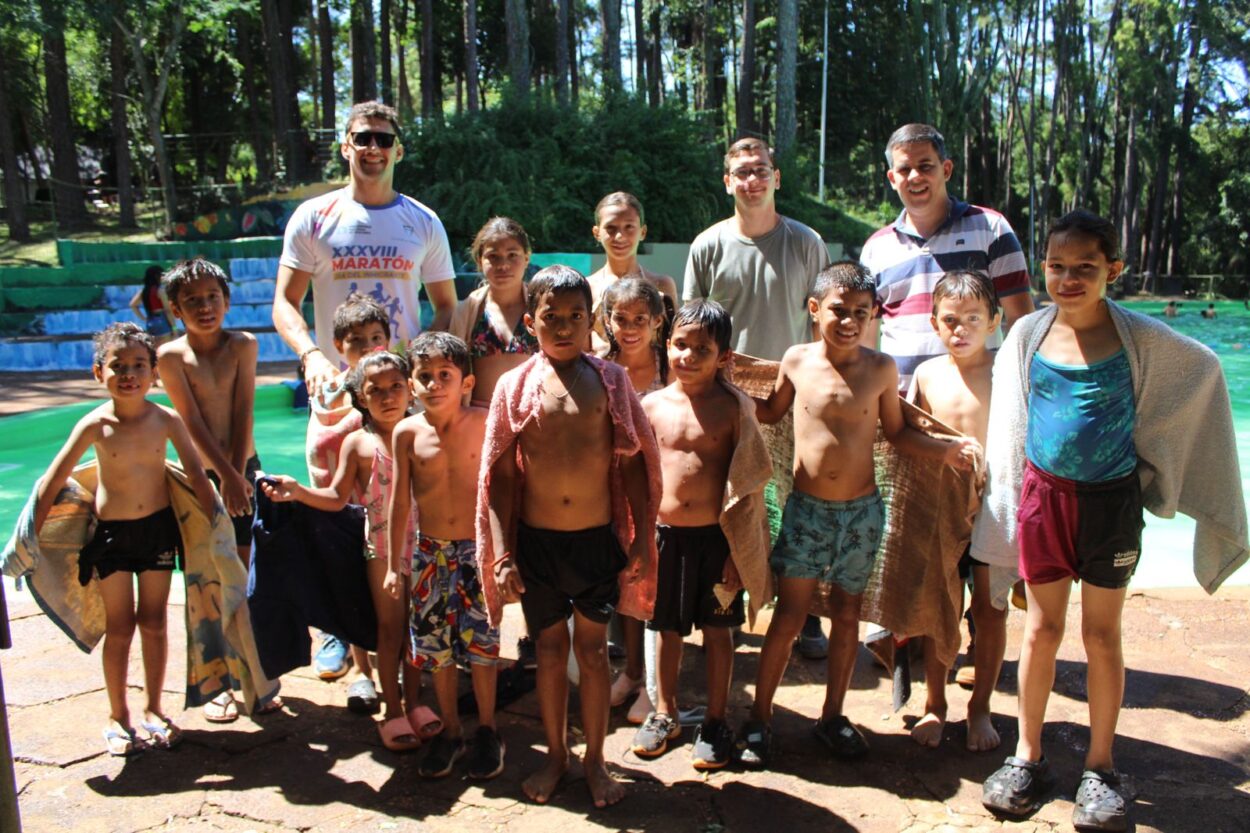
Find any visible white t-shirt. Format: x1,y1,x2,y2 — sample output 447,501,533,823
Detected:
279,188,456,367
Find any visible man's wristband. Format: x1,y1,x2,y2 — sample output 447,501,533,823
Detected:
299,346,323,364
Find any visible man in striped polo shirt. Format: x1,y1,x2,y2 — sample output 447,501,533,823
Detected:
861,124,1034,392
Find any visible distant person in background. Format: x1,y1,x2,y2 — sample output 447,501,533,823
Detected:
1164,301,1178,318
273,100,458,395
129,265,176,345
1201,303,1217,319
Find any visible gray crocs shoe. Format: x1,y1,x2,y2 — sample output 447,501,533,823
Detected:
1072,769,1127,832
982,755,1055,816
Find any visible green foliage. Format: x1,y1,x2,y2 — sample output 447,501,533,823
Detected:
397,95,727,252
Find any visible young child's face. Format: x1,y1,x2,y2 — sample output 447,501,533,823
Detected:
335,322,390,367
607,299,661,356
809,286,875,349
593,204,646,260
171,276,229,335
525,289,591,363
930,295,1000,359
1044,231,1123,316
668,322,729,384
359,364,411,426
94,342,156,400
410,355,472,413
479,237,530,290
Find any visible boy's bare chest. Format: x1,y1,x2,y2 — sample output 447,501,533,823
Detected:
532,386,612,445
796,369,875,422
96,414,168,464
185,352,239,397
655,402,734,458
412,434,478,492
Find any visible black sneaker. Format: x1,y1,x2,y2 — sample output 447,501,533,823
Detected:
418,732,466,778
1072,769,1127,831
813,715,869,760
466,725,506,780
516,636,538,671
982,755,1055,817
631,712,680,758
690,719,734,770
734,719,771,769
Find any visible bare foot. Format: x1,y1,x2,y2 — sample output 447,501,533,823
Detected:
522,753,569,804
910,711,945,748
584,758,626,808
966,708,1001,752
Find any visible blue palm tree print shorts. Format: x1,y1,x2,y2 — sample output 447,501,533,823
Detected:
769,489,884,595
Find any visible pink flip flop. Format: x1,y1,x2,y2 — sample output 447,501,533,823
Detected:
378,716,420,752
407,705,444,739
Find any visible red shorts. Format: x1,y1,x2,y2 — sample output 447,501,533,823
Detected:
1016,461,1143,588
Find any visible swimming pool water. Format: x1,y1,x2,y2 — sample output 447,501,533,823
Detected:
2,301,1247,589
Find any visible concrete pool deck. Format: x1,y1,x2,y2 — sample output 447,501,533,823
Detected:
3,364,1249,832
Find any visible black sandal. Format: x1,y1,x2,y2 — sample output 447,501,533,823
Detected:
734,719,771,769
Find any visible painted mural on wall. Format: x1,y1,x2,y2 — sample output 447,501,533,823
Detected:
170,200,301,242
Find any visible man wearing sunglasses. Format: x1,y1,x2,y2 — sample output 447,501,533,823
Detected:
274,100,458,395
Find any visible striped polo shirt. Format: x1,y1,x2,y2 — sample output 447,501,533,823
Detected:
860,200,1030,390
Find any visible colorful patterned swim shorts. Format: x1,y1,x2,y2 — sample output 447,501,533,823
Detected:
770,489,884,595
407,534,499,671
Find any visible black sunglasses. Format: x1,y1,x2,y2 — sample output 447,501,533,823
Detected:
349,131,398,149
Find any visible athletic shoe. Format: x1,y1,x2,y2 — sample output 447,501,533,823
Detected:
982,755,1055,816
734,719,771,769
314,634,350,680
690,719,734,770
466,725,506,780
631,712,680,758
418,732,467,778
813,715,870,760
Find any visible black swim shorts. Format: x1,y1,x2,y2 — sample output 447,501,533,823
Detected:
647,524,744,636
514,521,626,633
78,505,183,585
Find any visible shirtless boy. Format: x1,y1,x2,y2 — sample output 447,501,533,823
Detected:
739,261,977,768
35,323,218,755
482,265,658,807
909,270,1006,751
158,258,258,564
633,299,770,770
387,333,503,780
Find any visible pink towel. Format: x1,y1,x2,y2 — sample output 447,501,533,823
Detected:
475,353,662,627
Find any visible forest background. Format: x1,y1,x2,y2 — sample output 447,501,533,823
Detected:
0,0,1247,296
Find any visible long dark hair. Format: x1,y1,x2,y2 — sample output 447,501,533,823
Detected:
602,277,672,387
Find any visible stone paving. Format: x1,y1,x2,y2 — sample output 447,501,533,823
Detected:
5,585,1249,833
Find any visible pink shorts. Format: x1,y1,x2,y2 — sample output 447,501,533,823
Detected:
1016,461,1143,588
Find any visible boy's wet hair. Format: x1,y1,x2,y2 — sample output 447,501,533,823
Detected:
161,257,231,306
526,264,592,317
332,292,392,342
885,123,948,166
470,216,532,267
724,137,776,172
672,299,733,354
932,270,1000,318
1046,209,1121,262
344,349,412,422
344,100,401,138
594,191,646,226
408,331,472,379
602,278,672,384
93,321,156,369
810,261,876,304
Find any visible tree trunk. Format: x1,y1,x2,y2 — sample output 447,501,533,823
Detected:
1167,3,1202,276
41,0,88,229
120,10,186,235
237,12,275,183
775,0,796,155
109,13,136,228
381,0,393,105
1119,103,1140,275
554,0,569,105
395,0,413,119
318,0,336,129
506,0,531,94
737,0,756,137
352,0,378,102
261,0,301,181
0,56,30,241
467,0,480,110
601,0,621,93
647,5,661,106
634,0,646,96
